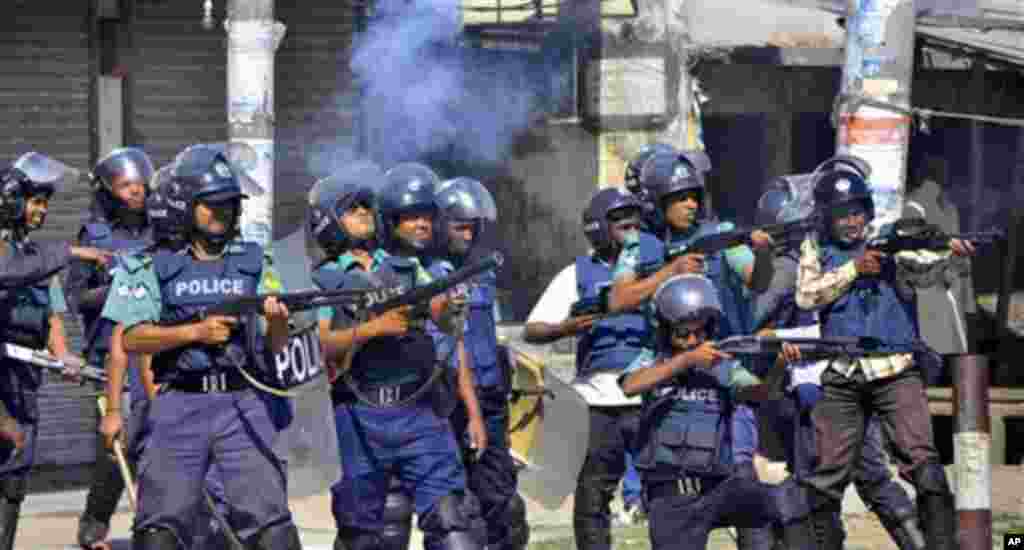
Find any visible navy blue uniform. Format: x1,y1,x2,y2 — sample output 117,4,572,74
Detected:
104,242,297,549
321,251,484,550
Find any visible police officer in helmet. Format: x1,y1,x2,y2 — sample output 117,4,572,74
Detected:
786,163,974,550
103,145,300,550
72,147,157,549
323,162,486,550
0,154,81,550
0,165,111,291
524,187,650,550
308,161,418,550
434,177,529,550
608,151,776,549
619,275,806,550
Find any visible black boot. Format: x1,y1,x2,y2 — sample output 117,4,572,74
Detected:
911,462,957,550
879,515,926,550
917,493,956,550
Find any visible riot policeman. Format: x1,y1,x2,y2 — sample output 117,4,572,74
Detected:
72,147,158,549
524,187,649,550
103,145,300,550
308,161,417,550
618,274,804,550
0,165,111,286
607,152,776,549
0,153,82,550
751,162,925,550
321,162,486,550
786,165,974,550
433,177,530,550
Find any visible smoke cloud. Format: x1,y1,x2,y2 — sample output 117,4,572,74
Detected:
351,0,551,168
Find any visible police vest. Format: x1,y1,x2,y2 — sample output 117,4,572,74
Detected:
341,256,437,388
0,245,52,350
575,255,651,376
819,242,919,345
634,360,735,480
462,269,504,390
79,220,153,361
151,243,262,377
668,222,752,338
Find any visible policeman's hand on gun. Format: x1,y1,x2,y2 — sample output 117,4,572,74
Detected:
70,246,114,267
854,249,886,276
369,305,412,338
749,229,774,251
262,295,290,323
949,238,975,257
669,253,705,275
560,314,598,336
780,343,802,365
193,316,238,345
683,342,733,370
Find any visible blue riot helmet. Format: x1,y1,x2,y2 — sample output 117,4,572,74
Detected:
652,274,723,348
813,169,874,226
90,147,154,217
379,162,441,252
146,165,188,249
171,144,249,249
435,177,497,257
582,187,643,254
0,167,31,229
307,160,385,260
5,153,78,232
812,154,871,182
641,151,710,219
625,142,677,196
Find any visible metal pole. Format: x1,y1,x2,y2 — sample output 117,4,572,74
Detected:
835,0,915,224
951,354,992,550
225,0,285,247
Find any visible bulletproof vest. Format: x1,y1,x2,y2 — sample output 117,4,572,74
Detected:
151,243,262,378
462,269,504,390
79,220,153,360
634,358,735,480
669,222,752,338
0,245,52,350
342,255,437,387
819,241,919,345
575,255,651,376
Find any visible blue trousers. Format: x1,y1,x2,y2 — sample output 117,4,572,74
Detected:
331,399,469,550
133,389,293,549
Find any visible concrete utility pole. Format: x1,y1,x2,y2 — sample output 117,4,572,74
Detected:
225,0,286,246
835,0,915,225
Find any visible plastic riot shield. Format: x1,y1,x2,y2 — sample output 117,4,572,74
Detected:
506,344,590,511
264,228,341,498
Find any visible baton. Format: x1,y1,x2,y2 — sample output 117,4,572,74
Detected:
96,396,137,512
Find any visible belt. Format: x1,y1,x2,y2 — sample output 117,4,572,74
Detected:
167,370,249,394
646,477,710,501
334,380,426,406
